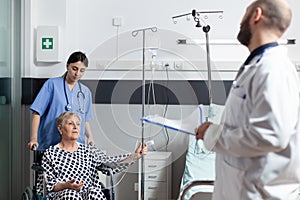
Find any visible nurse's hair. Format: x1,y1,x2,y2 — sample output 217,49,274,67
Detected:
56,112,81,127
250,0,291,35
67,51,89,67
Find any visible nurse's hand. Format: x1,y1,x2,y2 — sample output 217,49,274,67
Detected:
87,138,96,146
28,139,38,150
195,122,212,140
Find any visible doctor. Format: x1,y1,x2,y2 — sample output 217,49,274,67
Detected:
28,51,95,150
195,0,300,199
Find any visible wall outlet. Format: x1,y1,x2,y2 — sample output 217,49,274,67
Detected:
134,182,139,191
174,61,184,70
113,17,123,26
295,62,300,71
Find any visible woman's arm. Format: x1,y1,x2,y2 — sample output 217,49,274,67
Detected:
85,122,95,145
120,142,147,163
95,143,147,175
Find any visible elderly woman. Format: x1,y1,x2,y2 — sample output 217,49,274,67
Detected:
38,111,147,200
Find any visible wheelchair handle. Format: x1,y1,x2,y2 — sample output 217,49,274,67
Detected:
32,144,37,151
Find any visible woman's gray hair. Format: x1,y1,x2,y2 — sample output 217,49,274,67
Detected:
56,112,81,127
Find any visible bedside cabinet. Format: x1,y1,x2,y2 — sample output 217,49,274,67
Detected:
139,151,172,200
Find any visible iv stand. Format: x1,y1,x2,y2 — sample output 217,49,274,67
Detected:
203,25,213,117
132,26,158,200
172,9,223,119
202,24,218,120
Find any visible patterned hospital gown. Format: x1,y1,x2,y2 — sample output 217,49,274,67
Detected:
37,143,134,200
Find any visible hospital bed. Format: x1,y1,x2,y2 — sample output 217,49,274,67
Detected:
179,180,214,200
178,104,224,200
178,137,215,200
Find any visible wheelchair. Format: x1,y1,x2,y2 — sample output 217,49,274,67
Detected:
22,145,45,200
22,145,112,200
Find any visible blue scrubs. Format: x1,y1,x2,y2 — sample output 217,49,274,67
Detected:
30,77,93,150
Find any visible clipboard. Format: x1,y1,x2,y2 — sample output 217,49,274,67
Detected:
141,104,225,136
141,115,196,135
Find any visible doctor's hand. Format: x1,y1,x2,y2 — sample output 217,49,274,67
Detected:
195,122,212,140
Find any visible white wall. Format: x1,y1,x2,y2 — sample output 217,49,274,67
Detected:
23,0,300,79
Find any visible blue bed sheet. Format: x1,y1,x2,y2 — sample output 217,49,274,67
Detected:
179,104,224,200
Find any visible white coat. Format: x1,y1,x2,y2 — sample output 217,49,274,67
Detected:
204,46,300,200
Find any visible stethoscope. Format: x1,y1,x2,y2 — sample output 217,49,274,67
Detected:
63,73,85,113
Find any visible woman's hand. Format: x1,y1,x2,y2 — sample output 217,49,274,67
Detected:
135,142,148,158
121,142,149,163
66,179,84,191
53,179,84,192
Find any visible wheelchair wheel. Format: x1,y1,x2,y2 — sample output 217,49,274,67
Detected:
22,186,33,200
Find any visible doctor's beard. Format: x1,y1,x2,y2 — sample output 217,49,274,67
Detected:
237,15,252,47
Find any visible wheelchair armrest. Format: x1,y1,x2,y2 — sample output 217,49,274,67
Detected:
97,163,114,176
31,164,45,172
32,145,45,172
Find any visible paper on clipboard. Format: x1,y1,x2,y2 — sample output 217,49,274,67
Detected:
141,116,196,135
141,106,202,136
141,104,225,136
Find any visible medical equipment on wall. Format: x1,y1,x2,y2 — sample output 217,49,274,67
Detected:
63,73,85,113
36,26,61,62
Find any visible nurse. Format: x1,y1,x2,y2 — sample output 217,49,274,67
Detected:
28,51,95,150
195,0,300,199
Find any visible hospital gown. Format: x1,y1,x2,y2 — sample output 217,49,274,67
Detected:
38,143,134,200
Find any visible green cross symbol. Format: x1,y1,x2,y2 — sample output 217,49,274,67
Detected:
41,38,53,50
